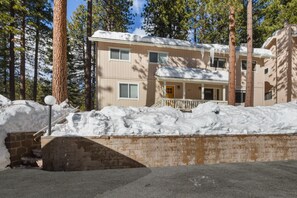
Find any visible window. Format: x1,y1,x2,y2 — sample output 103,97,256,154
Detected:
241,60,256,71
110,48,129,61
264,68,269,74
119,83,138,99
235,90,246,103
210,58,226,69
265,91,272,100
149,52,168,64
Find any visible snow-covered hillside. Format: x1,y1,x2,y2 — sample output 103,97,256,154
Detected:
0,95,72,170
52,102,297,136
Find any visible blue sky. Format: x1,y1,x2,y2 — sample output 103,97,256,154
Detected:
67,0,146,34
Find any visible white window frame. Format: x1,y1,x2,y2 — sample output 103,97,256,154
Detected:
148,51,168,64
210,57,226,69
118,82,139,100
241,60,257,72
109,47,131,62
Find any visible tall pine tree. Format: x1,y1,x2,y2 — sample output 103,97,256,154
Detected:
142,0,195,40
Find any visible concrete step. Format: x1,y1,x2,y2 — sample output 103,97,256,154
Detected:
21,157,42,168
32,149,42,158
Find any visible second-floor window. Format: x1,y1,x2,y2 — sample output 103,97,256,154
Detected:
210,58,226,69
110,48,129,61
241,60,256,71
149,52,168,64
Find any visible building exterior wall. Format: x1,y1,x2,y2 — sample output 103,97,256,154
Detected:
96,41,266,109
264,25,297,106
42,134,297,171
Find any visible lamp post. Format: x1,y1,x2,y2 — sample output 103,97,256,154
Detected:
44,95,56,135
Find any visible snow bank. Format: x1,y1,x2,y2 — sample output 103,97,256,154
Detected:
0,95,72,170
52,102,297,137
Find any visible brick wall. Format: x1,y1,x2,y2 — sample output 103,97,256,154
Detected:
41,134,297,171
5,132,41,167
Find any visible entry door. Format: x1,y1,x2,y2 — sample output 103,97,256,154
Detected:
204,88,213,100
166,86,175,98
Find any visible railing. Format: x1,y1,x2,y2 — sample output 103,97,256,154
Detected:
33,106,79,141
160,98,227,110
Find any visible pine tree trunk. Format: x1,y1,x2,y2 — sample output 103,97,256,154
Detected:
20,0,26,100
52,0,68,103
3,42,8,95
245,0,253,107
85,0,92,110
33,17,40,101
228,6,236,105
9,0,15,100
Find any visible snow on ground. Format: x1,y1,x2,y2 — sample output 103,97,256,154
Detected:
0,95,72,170
52,102,297,137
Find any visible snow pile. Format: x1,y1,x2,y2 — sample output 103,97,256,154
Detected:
52,102,297,137
91,30,274,58
0,95,12,107
155,66,228,82
0,95,72,170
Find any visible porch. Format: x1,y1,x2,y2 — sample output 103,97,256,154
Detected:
155,66,229,110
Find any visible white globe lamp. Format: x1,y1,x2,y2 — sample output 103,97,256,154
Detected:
44,95,56,135
44,95,56,106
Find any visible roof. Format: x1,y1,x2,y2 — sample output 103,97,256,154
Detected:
155,66,229,83
90,30,274,59
262,24,297,49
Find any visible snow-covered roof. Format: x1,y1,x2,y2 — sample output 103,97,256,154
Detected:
155,66,228,83
90,30,274,58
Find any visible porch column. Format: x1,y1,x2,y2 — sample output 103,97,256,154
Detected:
162,81,166,106
182,82,186,99
201,84,205,100
223,85,226,101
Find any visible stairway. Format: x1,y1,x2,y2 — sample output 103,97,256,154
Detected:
20,148,42,168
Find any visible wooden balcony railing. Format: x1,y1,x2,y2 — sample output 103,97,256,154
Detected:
159,98,227,110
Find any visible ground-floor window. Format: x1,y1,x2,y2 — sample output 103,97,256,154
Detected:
119,83,139,99
235,90,246,103
265,91,272,100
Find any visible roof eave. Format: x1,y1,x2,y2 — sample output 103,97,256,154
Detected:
89,37,275,59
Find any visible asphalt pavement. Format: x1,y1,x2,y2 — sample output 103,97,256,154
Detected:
0,160,297,198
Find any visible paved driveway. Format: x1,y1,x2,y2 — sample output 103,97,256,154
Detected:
0,160,297,198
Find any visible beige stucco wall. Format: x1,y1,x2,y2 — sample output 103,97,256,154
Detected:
96,41,266,109
264,25,297,106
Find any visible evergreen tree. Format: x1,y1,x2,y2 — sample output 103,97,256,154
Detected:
142,0,195,40
67,5,87,108
96,0,134,32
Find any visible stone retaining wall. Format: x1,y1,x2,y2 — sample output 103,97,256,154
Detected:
5,132,40,167
41,134,297,171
